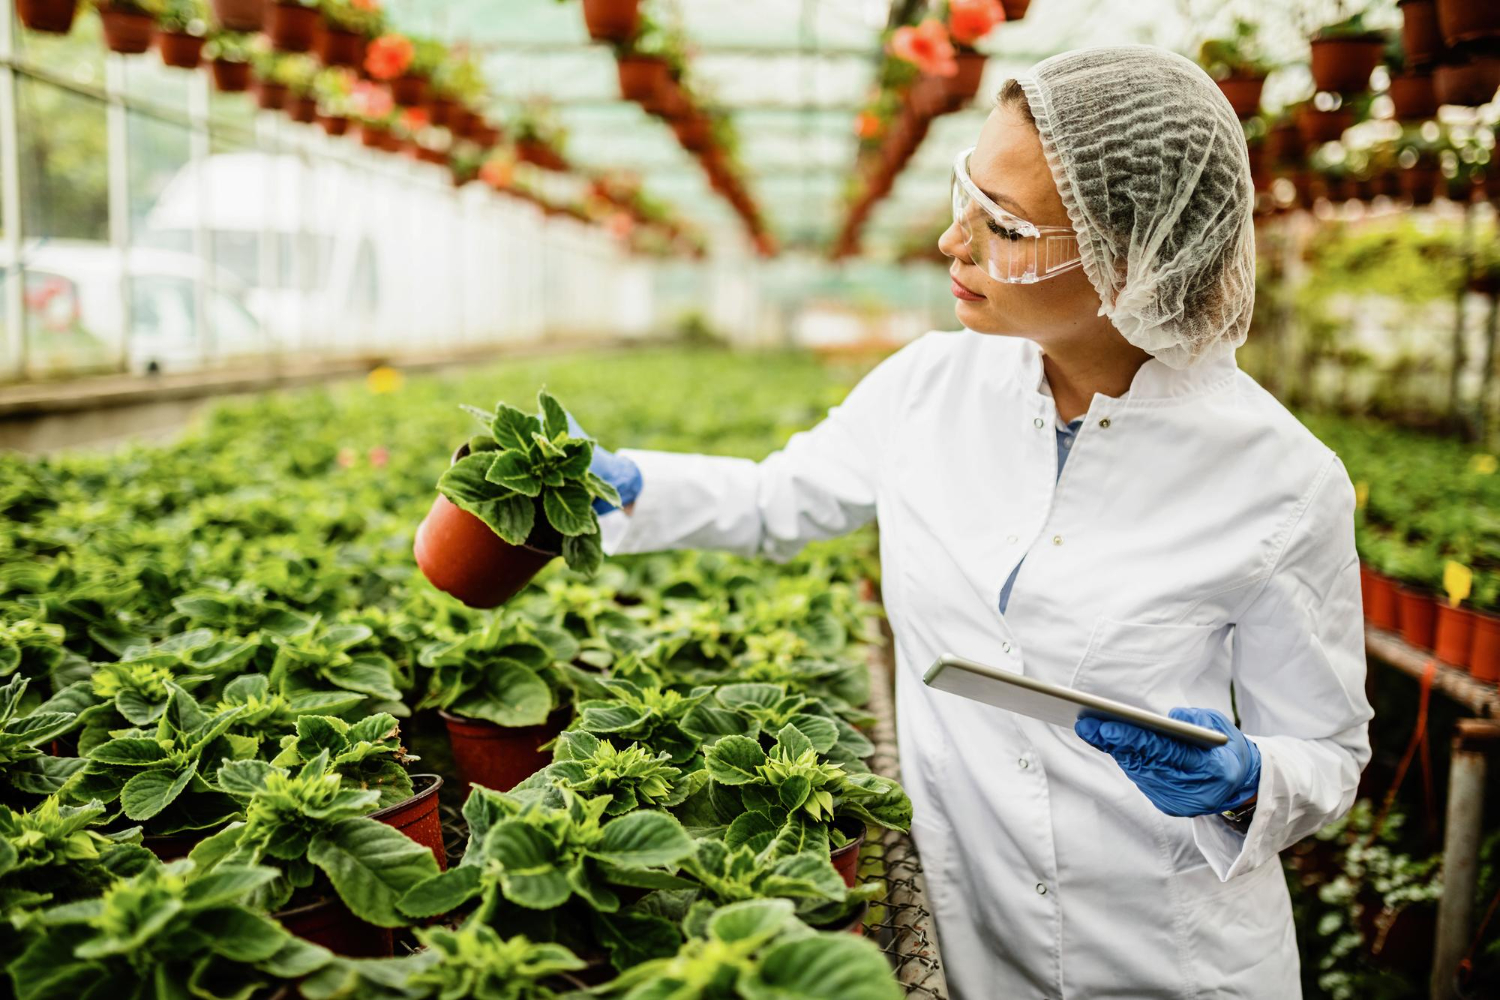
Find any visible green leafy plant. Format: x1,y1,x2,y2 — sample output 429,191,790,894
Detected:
0,676,82,798
191,751,439,926
517,730,705,816
270,712,416,809
673,835,852,925
155,0,207,34
0,620,69,688
214,673,365,756
573,674,751,766
267,620,405,712
437,392,618,575
711,682,874,770
1198,19,1274,79
319,0,385,36
416,615,576,728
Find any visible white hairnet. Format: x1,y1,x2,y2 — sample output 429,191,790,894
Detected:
1017,46,1255,369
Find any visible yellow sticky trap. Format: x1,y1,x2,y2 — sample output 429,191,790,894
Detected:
1444,561,1473,608
367,366,404,394
1470,453,1497,475
1353,481,1368,510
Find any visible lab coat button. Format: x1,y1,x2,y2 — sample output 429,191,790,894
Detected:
1099,417,1112,428
1035,882,1047,895
1033,417,1045,429
1002,642,1012,654
1018,757,1029,769
1006,534,1018,544
1052,535,1063,545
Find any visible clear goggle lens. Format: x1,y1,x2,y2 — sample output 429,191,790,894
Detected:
949,146,1082,285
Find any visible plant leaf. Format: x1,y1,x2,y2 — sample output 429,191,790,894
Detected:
561,531,604,576
120,764,196,821
543,485,595,538
591,811,694,868
398,864,484,918
307,819,440,928
705,736,767,786
485,451,542,497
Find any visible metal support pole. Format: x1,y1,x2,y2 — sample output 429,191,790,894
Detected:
188,71,212,368
1430,719,1500,1000
1479,292,1498,449
1449,202,1474,427
104,53,131,374
0,0,27,380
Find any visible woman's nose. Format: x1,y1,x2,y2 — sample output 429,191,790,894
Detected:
937,220,968,262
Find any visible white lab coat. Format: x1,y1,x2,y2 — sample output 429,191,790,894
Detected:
601,331,1372,999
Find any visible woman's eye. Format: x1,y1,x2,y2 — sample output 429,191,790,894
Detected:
985,218,1022,241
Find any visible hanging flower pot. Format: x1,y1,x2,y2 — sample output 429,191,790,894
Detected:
1387,72,1438,120
1265,121,1305,166
211,59,251,92
1000,0,1031,18
1397,588,1438,650
17,0,79,33
581,0,640,42
1217,76,1266,119
1295,105,1354,146
1435,604,1476,669
616,54,669,105
1399,1,1444,65
211,0,265,32
830,818,867,888
1470,611,1500,683
1435,0,1500,46
256,81,290,111
318,114,349,136
440,710,569,796
517,139,566,171
425,96,455,128
97,6,156,55
671,114,711,152
275,897,394,958
358,123,388,148
268,0,320,54
654,81,691,120
415,146,447,165
157,32,205,70
316,27,364,68
1400,163,1440,205
389,74,428,107
1434,58,1495,106
906,74,950,119
368,774,446,870
1309,32,1384,94
1365,572,1402,631
948,47,988,107
286,94,317,123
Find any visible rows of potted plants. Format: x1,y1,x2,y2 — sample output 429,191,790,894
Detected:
1302,413,1500,681
0,349,906,996
834,1,1014,259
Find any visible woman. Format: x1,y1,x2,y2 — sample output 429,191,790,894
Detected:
587,46,1371,998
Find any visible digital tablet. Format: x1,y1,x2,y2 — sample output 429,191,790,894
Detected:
923,653,1229,748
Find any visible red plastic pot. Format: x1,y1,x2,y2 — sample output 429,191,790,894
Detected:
1435,604,1475,669
286,94,317,123
1309,34,1384,94
389,74,428,107
1471,612,1500,684
426,96,455,128
448,107,477,139
1436,0,1500,46
318,114,349,136
316,27,364,68
1295,105,1354,146
369,773,446,870
1365,573,1402,631
830,819,867,888
1388,73,1438,120
1217,76,1266,119
157,32,205,70
948,48,988,107
17,0,78,33
1397,588,1438,650
1400,1,1443,65
98,7,156,55
211,0,265,32
670,115,711,152
268,1,320,53
1434,59,1496,107
616,55,668,105
441,710,568,795
581,0,640,42
256,82,289,111
275,896,393,958
359,124,388,148
212,59,251,92
1000,0,1031,18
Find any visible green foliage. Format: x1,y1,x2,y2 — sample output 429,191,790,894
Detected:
269,712,416,809
1198,19,1273,79
521,730,703,816
416,614,576,728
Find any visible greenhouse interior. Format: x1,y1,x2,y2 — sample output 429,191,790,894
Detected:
1,0,1499,998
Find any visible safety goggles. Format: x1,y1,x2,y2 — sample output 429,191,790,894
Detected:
948,146,1082,284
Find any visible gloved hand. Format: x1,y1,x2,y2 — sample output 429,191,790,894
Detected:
564,413,642,514
1074,707,1261,818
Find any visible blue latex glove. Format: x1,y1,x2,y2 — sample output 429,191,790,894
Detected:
564,413,642,514
1074,707,1261,818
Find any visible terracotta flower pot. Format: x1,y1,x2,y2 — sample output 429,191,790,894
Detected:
1000,0,1031,18
1295,105,1354,146
389,74,428,107
318,114,349,136
211,0,265,32
1400,163,1441,205
256,82,289,111
616,55,668,105
316,27,364,68
275,896,393,958
671,115,711,152
17,0,79,33
1388,72,1438,120
441,710,569,795
268,1,320,53
581,0,640,42
1471,612,1500,684
211,59,251,92
518,139,566,171
948,48,988,107
1265,122,1305,166
1400,1,1444,65
1397,588,1438,650
1435,0,1500,46
1217,76,1266,119
286,94,317,123
368,774,446,870
415,146,447,165
1309,34,1384,94
1434,59,1495,107
448,107,477,139
98,7,156,55
157,32,205,70
426,96,455,128
1365,573,1402,631
1434,604,1476,669
359,124,388,148
830,819,867,888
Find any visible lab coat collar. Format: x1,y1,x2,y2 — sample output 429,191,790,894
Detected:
1018,338,1239,403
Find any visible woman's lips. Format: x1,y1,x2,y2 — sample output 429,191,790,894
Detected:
950,273,985,301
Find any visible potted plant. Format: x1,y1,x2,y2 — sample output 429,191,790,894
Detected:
315,0,380,68
428,50,485,129
1433,54,1497,107
1467,574,1499,683
364,32,441,106
1398,1,1442,66
1386,543,1442,649
267,0,321,53
154,0,208,68
615,13,674,108
1433,560,1477,669
210,0,264,32
1361,536,1404,630
1384,39,1437,121
204,28,253,90
944,0,1005,107
414,391,619,608
1309,11,1386,94
579,0,640,43
1293,97,1356,146
251,48,306,110
1199,19,1274,119
93,1,159,55
0,676,85,799
349,77,396,146
17,0,81,34
1435,0,1500,46
312,65,355,133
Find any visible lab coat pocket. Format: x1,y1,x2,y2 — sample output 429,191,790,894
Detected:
1069,618,1227,716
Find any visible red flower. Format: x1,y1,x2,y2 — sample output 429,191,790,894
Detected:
351,0,380,10
402,106,429,130
479,158,513,189
854,110,884,140
889,19,958,78
949,0,1005,47
365,34,414,81
368,446,389,468
608,212,634,240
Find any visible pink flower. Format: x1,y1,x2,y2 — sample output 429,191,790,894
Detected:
368,446,389,468
889,19,958,78
351,80,394,119
365,34,414,81
949,0,1005,47
337,448,357,469
608,212,634,240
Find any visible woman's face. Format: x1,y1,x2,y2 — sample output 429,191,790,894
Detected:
938,106,1104,342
